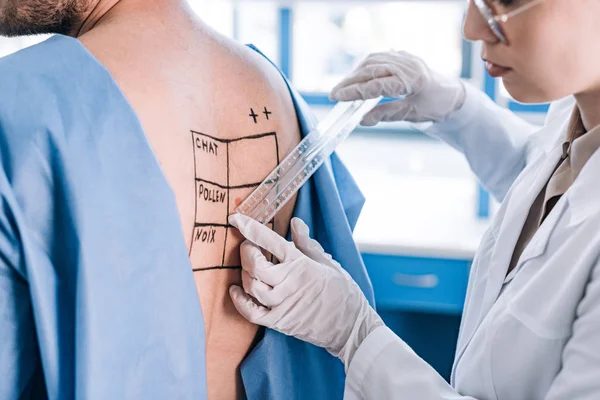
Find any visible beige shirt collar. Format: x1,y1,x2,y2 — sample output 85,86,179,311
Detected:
569,108,600,178
541,106,600,223
507,106,600,279
555,106,600,187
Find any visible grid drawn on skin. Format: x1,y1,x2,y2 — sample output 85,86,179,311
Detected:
190,130,280,271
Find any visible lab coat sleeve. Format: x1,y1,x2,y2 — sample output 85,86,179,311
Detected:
425,83,539,202
345,326,476,400
543,257,600,399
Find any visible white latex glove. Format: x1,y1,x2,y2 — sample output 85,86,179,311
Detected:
330,51,466,126
228,214,384,370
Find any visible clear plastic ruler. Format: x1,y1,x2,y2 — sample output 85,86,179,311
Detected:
235,97,382,224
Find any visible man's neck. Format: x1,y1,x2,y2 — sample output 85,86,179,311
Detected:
74,0,121,37
574,91,600,132
74,0,187,37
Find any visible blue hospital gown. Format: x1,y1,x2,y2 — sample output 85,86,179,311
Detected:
0,35,374,400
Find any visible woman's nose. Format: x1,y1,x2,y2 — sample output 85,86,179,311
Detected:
462,0,501,44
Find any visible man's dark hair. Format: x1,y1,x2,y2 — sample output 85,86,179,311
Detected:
0,0,87,37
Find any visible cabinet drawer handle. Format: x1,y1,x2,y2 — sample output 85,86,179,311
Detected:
392,273,439,289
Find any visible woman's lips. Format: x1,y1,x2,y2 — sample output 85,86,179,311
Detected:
485,61,512,78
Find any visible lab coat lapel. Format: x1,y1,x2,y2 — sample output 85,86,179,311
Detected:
453,129,565,367
515,197,566,269
479,143,563,322
566,149,600,226
515,146,600,270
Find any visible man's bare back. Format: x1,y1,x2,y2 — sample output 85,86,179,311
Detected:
80,3,301,398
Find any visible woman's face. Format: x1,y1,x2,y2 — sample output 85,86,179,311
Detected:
463,0,600,103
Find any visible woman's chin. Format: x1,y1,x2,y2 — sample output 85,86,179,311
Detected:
503,80,555,105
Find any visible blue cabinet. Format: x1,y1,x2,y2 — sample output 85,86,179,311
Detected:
362,253,471,381
363,253,470,315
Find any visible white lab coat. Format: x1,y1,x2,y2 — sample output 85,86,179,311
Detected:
345,85,600,399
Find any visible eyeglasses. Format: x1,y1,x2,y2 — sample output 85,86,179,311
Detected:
472,0,545,43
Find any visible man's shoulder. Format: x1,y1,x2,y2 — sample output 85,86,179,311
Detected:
0,34,114,109
0,34,138,183
0,35,125,141
0,36,80,114
0,35,89,78
0,37,70,147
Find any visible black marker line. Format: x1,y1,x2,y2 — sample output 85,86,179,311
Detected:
195,178,263,191
263,107,272,120
272,132,281,233
196,178,229,190
249,108,259,123
191,130,276,143
190,130,230,143
222,142,231,267
226,132,277,143
274,132,280,165
193,220,274,231
190,132,199,256
229,182,264,190
193,266,242,272
262,176,281,186
195,223,230,228
189,129,282,266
